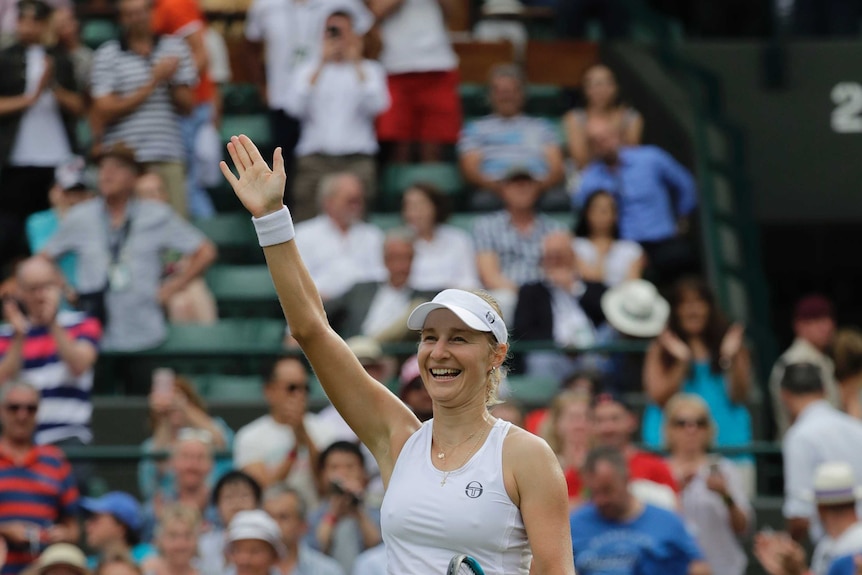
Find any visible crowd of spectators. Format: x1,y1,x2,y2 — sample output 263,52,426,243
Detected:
0,0,859,574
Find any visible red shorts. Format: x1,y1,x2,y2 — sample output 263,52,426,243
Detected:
377,70,462,144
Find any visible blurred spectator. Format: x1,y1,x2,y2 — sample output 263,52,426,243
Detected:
0,0,72,47
573,190,645,287
590,391,677,493
489,400,524,427
472,167,565,319
90,0,196,217
458,64,564,208
81,492,152,567
293,173,385,301
575,117,698,283
133,171,218,324
808,462,862,575
539,391,592,506
198,471,262,575
0,380,79,575
663,394,752,575
0,257,100,490
138,372,232,503
31,542,88,575
244,0,372,204
263,487,344,575
833,328,862,420
564,64,643,170
25,158,93,290
769,294,839,437
569,447,708,575
556,0,629,38
371,0,461,163
400,183,480,292
325,229,435,342
307,442,381,573
513,230,608,379
350,542,384,575
50,7,90,97
753,530,809,575
0,0,84,265
140,504,200,575
94,554,142,575
286,8,388,223
234,357,334,509
780,363,862,544
143,430,219,541
826,554,862,575
523,368,602,434
42,143,216,351
641,277,752,480
396,354,433,422
150,0,218,220
225,510,284,575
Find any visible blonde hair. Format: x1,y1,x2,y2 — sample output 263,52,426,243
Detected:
156,504,201,546
834,328,862,381
662,394,716,452
540,390,591,455
470,290,510,406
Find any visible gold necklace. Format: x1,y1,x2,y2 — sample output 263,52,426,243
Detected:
432,426,483,460
437,420,493,487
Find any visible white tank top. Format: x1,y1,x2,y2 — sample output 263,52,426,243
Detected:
380,419,531,575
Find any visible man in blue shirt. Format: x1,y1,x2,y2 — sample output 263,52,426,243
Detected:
574,118,698,282
570,447,708,575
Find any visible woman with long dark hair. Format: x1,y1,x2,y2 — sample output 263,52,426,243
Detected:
641,277,752,466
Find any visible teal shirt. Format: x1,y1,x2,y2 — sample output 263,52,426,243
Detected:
26,209,78,289
642,361,752,457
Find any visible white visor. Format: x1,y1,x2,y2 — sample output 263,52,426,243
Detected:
407,289,508,344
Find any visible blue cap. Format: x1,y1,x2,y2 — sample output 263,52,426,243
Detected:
80,492,142,532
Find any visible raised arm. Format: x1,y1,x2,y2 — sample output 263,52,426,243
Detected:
219,136,420,477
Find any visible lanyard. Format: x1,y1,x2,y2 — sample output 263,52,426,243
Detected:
104,202,135,265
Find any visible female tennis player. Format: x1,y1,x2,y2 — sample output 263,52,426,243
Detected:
220,135,575,575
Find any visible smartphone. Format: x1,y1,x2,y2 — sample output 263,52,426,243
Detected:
152,368,175,400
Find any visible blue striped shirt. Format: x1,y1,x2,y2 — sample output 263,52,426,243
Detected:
458,114,559,180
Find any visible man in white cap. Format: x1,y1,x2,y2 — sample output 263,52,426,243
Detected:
226,509,285,575
33,543,89,575
809,462,862,575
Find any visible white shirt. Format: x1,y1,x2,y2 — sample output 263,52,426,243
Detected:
379,0,457,74
233,413,337,509
409,225,480,292
381,419,530,574
549,284,597,348
287,59,389,156
352,543,387,575
294,215,386,300
572,237,643,287
362,283,411,338
10,45,72,167
783,400,862,542
811,522,862,575
205,27,231,83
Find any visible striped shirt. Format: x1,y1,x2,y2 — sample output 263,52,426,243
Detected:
0,311,101,445
457,114,559,180
90,35,197,162
472,211,565,286
0,444,79,575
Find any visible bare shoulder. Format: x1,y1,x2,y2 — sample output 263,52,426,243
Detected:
502,425,565,506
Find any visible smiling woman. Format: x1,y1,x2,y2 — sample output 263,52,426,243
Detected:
219,135,575,575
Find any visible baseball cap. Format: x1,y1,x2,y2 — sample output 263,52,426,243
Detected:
407,289,508,344
227,509,287,558
34,543,89,575
501,165,540,182
54,157,87,192
793,294,834,322
80,492,142,533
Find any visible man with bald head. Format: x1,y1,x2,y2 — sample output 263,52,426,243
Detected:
513,230,607,378
0,257,100,451
575,117,698,282
294,172,386,300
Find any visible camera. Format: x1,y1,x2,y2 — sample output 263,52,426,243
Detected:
330,481,361,507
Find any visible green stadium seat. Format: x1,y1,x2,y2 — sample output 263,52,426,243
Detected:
81,19,118,50
504,375,559,407
525,85,568,116
199,375,265,401
381,163,465,210
220,114,272,151
368,213,403,231
206,265,281,318
221,83,266,115
459,83,488,116
155,319,284,354
194,213,258,263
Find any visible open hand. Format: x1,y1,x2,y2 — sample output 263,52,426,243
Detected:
220,135,286,218
152,56,180,85
720,323,745,363
2,299,29,337
657,330,691,362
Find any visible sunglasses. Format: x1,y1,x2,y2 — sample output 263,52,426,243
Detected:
5,403,38,414
284,383,309,394
671,417,708,429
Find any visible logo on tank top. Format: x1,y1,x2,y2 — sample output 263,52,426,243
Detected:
465,481,483,498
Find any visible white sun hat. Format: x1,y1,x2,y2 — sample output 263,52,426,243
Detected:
407,289,508,344
227,510,287,558
803,461,862,505
601,279,670,338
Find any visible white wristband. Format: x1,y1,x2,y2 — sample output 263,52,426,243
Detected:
252,206,295,247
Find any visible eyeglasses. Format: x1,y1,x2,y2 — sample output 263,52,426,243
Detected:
671,417,708,429
283,383,309,394
4,403,38,414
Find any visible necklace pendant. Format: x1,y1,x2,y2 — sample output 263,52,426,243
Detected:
437,452,445,459
440,478,446,486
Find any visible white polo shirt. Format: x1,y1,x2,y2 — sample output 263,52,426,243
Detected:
378,0,457,74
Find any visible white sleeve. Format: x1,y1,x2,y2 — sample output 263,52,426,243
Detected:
782,432,817,519
233,426,269,468
244,0,265,41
